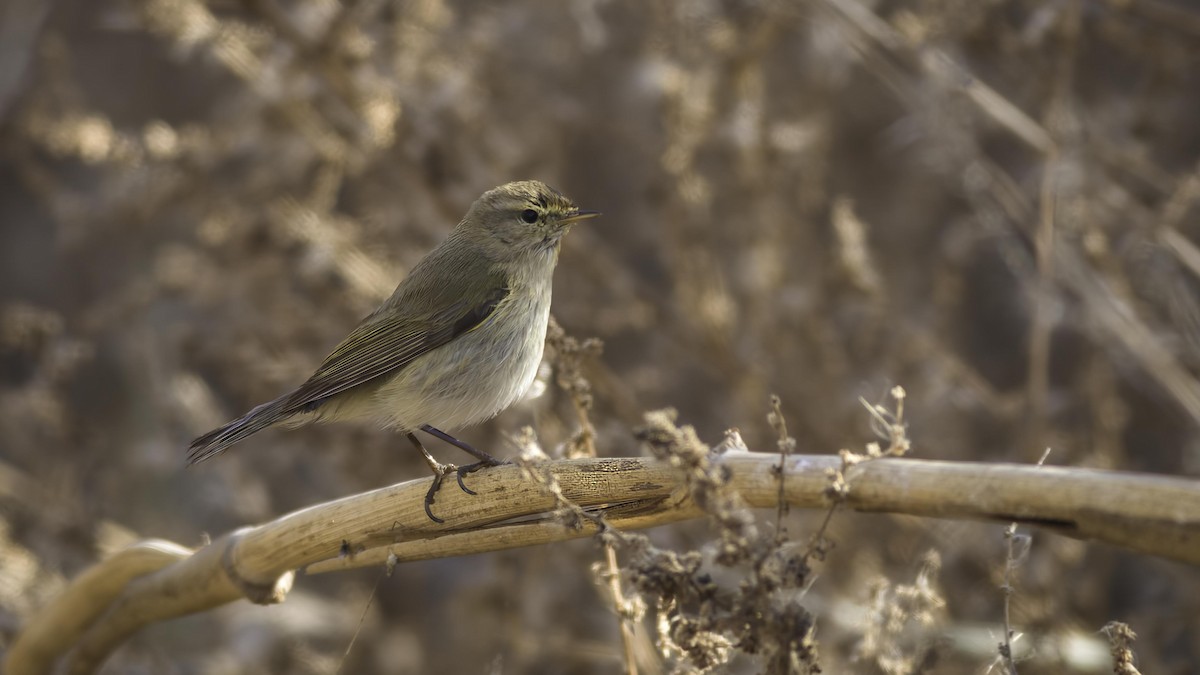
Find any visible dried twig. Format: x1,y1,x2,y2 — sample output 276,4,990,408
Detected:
1101,621,1143,675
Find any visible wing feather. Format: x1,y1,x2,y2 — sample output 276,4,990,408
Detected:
279,283,509,413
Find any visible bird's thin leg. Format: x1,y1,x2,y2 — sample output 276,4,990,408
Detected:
407,432,454,524
418,424,507,496
419,424,503,463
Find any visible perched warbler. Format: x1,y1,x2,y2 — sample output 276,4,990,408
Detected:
187,180,599,521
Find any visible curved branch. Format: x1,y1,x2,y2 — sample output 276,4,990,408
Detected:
6,454,1200,675
4,540,191,675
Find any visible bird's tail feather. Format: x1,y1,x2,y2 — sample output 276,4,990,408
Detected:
187,397,291,465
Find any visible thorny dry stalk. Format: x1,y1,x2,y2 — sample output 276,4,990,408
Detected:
855,550,945,674
832,388,940,675
1102,622,1143,675
994,448,1051,675
511,440,645,675
545,320,641,675
996,521,1028,675
621,390,911,674
767,395,795,541
510,393,823,675
813,387,912,565
510,399,823,675
601,542,643,675
792,389,928,675
547,316,604,459
632,408,821,674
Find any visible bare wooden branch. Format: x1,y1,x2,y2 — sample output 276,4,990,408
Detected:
6,454,1200,675
4,540,191,675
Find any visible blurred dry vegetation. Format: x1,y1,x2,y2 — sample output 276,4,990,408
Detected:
2,0,1200,672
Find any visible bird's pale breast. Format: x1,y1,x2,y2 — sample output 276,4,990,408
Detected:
367,276,552,431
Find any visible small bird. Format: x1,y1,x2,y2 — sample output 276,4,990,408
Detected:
187,181,599,521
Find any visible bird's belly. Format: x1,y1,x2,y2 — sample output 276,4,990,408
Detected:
371,293,550,431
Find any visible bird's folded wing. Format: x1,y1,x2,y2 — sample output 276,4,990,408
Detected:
279,282,510,413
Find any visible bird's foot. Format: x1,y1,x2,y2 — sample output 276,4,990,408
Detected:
455,457,509,496
412,427,509,521
423,461,458,524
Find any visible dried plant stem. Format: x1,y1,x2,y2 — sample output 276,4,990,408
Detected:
1027,148,1056,456
768,395,796,538
997,449,1050,674
7,454,1200,675
1027,0,1080,462
604,541,639,675
1101,622,1143,675
998,522,1022,675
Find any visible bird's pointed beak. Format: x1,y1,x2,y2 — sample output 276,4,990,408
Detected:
560,210,602,225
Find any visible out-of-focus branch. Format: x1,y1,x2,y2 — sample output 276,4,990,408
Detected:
7,454,1200,675
823,0,1200,432
0,0,51,120
4,540,193,675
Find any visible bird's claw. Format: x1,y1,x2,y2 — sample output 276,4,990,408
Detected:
423,462,458,524
455,458,508,495
412,428,509,522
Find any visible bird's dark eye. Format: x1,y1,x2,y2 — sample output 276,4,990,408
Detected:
521,209,539,224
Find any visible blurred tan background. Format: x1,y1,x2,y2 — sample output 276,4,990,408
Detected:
2,0,1200,672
